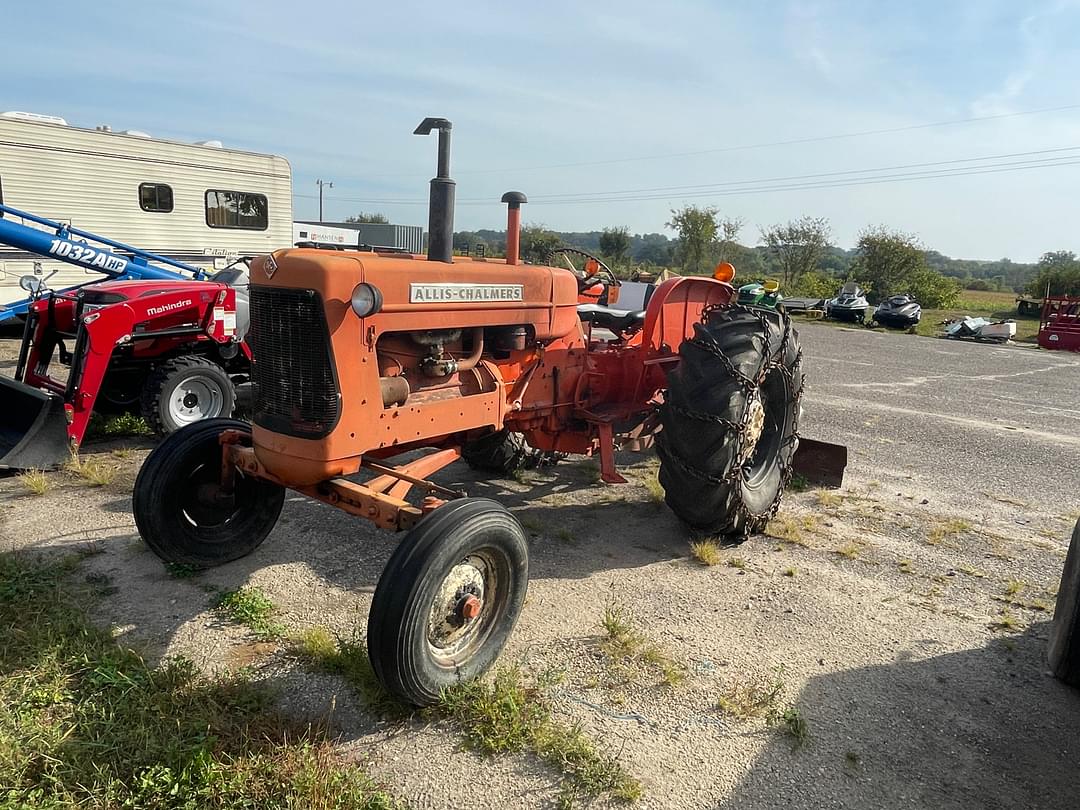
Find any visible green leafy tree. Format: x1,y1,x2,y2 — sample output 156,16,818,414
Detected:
1026,250,1080,296
789,270,837,299
759,217,831,287
345,212,389,224
850,226,925,302
716,217,745,263
599,226,631,267
851,226,959,307
667,205,719,274
520,224,561,264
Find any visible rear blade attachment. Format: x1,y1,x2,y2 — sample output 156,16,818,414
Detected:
792,437,848,489
0,376,71,470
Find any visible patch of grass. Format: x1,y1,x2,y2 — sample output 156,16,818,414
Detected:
165,562,201,579
643,471,665,505
897,559,914,575
726,557,747,570
767,513,820,546
557,527,576,543
689,540,722,566
111,447,134,460
814,490,843,509
214,586,285,639
782,567,797,577
0,552,400,809
601,597,685,687
85,412,153,440
518,514,543,534
845,750,861,768
1005,578,1026,597
717,669,786,721
788,473,810,492
780,706,810,749
580,459,603,484
17,469,50,496
926,518,972,546
65,455,117,487
990,609,1022,632
440,667,641,804
290,627,406,718
957,566,986,578
835,540,865,559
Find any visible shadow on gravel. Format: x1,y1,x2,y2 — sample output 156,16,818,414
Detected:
18,449,694,665
724,622,1080,810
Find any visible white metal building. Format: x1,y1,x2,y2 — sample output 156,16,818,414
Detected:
0,111,293,296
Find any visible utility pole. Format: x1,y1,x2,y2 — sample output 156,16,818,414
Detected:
316,179,333,222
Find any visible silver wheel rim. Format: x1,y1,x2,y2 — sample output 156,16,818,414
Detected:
427,551,500,666
169,374,224,426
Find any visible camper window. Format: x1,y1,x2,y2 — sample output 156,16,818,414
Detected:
205,190,268,230
139,183,174,213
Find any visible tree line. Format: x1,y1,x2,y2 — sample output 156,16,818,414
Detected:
358,205,1071,303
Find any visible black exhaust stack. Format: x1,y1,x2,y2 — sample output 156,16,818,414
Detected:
414,117,455,263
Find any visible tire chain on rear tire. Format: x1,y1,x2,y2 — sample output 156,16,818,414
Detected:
657,303,803,536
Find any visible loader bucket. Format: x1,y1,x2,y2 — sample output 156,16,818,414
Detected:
0,376,71,470
792,437,848,489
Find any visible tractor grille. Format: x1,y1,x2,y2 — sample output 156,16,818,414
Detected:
248,287,340,438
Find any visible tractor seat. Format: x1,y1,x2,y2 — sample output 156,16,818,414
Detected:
577,304,646,335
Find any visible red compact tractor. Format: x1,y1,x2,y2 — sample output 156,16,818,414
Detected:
133,118,846,705
1,266,251,469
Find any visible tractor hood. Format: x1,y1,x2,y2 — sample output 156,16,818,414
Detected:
76,279,225,304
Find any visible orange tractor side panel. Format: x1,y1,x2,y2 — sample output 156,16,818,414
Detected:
247,249,587,485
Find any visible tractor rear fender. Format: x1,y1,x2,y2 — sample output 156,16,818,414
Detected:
639,276,735,353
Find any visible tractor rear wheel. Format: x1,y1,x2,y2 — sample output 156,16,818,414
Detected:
141,355,236,436
658,306,802,539
367,498,529,706
1048,519,1080,686
133,418,284,567
461,429,563,474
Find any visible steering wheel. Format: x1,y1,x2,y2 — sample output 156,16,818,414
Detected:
545,247,620,295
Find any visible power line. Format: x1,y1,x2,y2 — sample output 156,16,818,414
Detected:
432,102,1080,176
292,147,1080,208
517,145,1080,202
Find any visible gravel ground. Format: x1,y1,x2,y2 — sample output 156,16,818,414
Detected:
1,322,1079,809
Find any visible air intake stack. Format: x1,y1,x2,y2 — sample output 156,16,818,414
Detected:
413,117,455,264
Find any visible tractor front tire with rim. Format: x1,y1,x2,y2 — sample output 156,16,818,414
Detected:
133,417,285,567
461,428,563,474
1048,519,1080,686
141,355,236,436
367,498,529,706
658,306,801,539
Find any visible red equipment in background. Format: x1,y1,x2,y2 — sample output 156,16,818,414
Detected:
1038,296,1080,351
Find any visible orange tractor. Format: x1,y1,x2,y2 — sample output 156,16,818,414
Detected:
134,118,845,705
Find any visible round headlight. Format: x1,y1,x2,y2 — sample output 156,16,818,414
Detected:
350,283,382,317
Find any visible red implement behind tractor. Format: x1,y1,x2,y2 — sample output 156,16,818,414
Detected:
133,118,847,705
1038,295,1080,351
1,267,251,469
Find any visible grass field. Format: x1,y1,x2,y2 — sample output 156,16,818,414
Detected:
795,290,1041,344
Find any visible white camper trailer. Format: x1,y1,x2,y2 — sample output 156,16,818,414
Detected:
0,111,292,297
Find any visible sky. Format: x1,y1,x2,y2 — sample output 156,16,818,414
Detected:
5,0,1080,262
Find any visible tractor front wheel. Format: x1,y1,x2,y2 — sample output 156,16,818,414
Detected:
141,355,236,436
133,418,284,567
367,498,529,706
658,306,802,539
